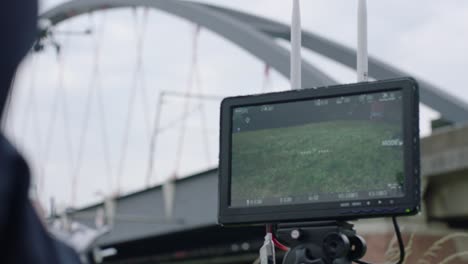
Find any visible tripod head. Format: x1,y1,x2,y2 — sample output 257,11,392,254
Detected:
276,221,367,264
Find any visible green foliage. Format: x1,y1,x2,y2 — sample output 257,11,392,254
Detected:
231,120,403,200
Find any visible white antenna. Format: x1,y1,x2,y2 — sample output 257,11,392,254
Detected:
357,0,368,82
291,0,302,89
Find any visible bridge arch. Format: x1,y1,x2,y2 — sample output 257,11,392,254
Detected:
40,0,468,123
201,3,468,123
40,0,337,88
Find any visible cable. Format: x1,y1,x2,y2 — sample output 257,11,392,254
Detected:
354,217,405,264
132,7,151,141
41,35,74,203
91,12,113,194
266,224,290,252
41,58,61,184
146,94,209,186
160,91,224,101
71,12,108,205
145,91,222,187
56,37,77,205
145,93,164,187
173,25,201,173
116,7,150,190
393,217,405,264
273,236,290,252
115,69,138,193
96,58,113,193
193,54,211,165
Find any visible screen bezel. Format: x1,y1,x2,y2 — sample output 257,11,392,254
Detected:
218,78,420,225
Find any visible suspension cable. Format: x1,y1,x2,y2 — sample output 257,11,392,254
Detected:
173,25,212,173
41,55,61,187
160,104,204,133
40,35,75,204
71,12,107,206
95,54,113,194
145,92,164,187
193,40,211,165
133,7,151,141
115,8,150,193
145,91,221,187
90,11,113,194
115,68,137,194
57,37,77,205
29,56,46,165
173,25,201,174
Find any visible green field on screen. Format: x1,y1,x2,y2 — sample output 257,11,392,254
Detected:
231,120,404,201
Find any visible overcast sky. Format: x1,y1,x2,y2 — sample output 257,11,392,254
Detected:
5,0,468,209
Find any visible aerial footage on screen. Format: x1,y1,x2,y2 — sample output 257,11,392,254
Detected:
230,91,405,208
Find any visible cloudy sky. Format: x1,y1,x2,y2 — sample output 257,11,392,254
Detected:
5,0,468,209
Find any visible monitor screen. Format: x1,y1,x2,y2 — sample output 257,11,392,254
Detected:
230,90,404,208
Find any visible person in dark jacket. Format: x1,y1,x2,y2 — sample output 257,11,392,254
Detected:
0,0,81,263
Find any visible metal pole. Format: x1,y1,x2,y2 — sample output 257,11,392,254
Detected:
291,0,302,89
357,0,368,82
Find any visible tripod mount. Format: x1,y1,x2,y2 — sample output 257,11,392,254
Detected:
276,221,367,264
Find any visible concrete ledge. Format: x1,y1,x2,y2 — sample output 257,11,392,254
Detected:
422,124,468,227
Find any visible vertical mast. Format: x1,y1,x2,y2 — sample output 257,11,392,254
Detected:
357,0,368,82
291,0,302,89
